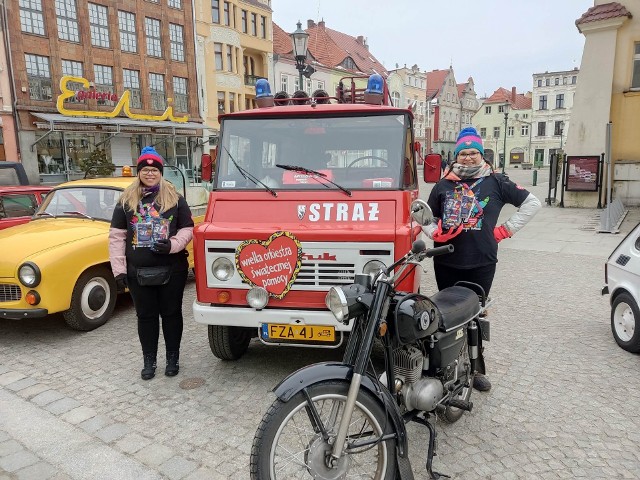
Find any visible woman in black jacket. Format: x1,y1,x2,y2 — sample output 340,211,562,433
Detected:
109,147,194,380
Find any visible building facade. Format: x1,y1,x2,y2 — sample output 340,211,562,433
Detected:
0,7,18,162
531,68,579,167
7,0,206,184
194,0,272,139
387,65,427,157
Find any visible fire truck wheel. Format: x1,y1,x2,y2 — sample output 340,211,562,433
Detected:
208,325,252,360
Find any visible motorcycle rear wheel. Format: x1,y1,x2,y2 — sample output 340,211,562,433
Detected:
250,380,397,479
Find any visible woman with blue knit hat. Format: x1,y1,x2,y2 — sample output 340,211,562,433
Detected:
423,126,541,392
109,147,194,380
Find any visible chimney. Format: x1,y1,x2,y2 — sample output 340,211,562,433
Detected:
318,20,325,29
511,86,516,103
307,19,315,28
357,35,364,44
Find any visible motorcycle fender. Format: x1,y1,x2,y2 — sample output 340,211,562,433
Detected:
273,361,410,458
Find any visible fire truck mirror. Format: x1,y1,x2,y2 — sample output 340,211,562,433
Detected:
201,153,213,182
424,153,443,183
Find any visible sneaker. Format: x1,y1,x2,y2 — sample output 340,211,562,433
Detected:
473,374,492,392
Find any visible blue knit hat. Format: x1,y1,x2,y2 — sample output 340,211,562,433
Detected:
454,127,484,158
137,146,164,173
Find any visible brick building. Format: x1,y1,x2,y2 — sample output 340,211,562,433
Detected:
6,0,208,184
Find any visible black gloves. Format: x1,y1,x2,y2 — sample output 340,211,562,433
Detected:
115,274,128,291
151,238,171,254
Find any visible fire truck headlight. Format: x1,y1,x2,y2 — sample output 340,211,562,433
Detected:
212,257,234,281
325,287,349,322
247,287,269,309
363,260,386,277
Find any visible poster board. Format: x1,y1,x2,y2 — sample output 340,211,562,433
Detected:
565,156,599,192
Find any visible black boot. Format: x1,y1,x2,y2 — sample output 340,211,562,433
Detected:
473,373,492,392
141,352,157,380
165,351,179,377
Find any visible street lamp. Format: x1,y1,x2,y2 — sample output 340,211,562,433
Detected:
502,103,509,174
290,21,309,91
559,120,565,151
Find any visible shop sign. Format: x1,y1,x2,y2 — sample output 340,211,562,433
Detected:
57,76,187,123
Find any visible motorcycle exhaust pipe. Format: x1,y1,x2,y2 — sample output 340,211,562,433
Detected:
468,322,479,373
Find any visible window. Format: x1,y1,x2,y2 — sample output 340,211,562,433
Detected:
555,77,560,85
169,24,184,61
0,194,38,219
123,69,141,108
25,54,52,100
212,0,220,23
118,11,137,53
554,121,564,136
145,18,162,57
226,45,233,72
485,106,491,114
317,80,325,91
293,77,299,92
260,16,266,38
149,73,166,110
563,77,568,85
61,60,83,103
229,92,235,113
537,79,542,87
537,121,546,136
632,43,640,89
214,43,223,70
173,77,188,112
545,78,550,86
223,2,230,25
391,91,400,107
56,0,79,42
280,74,288,93
89,3,110,47
555,93,564,109
251,13,257,36
572,76,577,84
498,105,506,113
306,78,312,94
217,91,225,114
493,127,500,139
521,124,529,136
508,126,514,136
168,0,182,8
93,65,114,105
480,127,486,138
241,10,247,33
20,0,45,35
539,95,547,110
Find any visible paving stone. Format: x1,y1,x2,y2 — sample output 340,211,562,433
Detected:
0,372,26,386
0,450,39,472
0,439,22,456
15,383,50,400
114,432,152,454
134,443,175,467
77,415,112,434
15,461,57,480
59,406,97,425
5,378,38,392
158,456,198,480
44,397,82,416
94,423,130,443
30,390,65,407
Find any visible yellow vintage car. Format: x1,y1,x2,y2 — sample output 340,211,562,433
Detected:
0,174,206,331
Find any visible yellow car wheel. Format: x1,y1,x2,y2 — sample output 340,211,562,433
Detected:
63,266,117,331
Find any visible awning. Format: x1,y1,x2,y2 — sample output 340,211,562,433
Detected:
31,112,214,133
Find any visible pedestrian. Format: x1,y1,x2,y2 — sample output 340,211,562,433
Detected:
423,126,541,392
109,146,194,380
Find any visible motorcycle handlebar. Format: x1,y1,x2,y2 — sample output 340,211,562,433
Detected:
424,244,455,258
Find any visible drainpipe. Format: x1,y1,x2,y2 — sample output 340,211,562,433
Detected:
1,0,21,161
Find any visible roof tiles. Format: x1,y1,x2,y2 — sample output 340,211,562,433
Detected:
576,2,632,26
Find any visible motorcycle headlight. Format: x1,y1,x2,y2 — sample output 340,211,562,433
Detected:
325,287,349,322
363,260,386,276
18,262,41,288
212,257,234,281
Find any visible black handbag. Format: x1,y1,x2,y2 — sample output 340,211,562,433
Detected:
136,266,172,286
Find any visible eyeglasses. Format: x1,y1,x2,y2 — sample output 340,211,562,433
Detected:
140,168,160,175
458,152,481,160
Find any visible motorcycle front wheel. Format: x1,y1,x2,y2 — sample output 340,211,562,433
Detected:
250,380,397,479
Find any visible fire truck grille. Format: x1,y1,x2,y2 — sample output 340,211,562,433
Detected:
0,283,21,302
295,262,355,286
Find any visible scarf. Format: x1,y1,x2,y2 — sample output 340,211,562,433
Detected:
142,184,160,197
446,161,494,181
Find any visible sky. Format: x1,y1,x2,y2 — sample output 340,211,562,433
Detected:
272,0,594,98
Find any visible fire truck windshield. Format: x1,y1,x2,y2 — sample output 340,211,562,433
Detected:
214,113,411,191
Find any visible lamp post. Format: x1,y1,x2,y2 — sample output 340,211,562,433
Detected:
502,103,509,174
559,120,565,151
290,21,309,91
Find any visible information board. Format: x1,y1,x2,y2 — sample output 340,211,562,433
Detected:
566,156,599,192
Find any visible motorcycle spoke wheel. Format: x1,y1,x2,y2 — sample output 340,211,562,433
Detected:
251,381,396,480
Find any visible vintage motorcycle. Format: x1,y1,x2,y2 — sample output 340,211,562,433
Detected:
250,200,490,479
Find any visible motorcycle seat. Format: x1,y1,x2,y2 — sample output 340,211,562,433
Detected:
430,286,481,332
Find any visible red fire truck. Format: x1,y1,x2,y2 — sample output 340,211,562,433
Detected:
193,74,427,360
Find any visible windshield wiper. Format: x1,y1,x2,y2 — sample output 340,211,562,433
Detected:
62,211,94,220
33,211,55,218
223,146,277,197
275,164,352,197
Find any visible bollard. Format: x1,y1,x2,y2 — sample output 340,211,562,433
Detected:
532,169,537,187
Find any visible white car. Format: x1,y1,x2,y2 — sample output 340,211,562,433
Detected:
602,222,640,353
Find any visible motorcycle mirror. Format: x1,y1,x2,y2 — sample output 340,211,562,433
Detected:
411,239,426,254
410,199,433,226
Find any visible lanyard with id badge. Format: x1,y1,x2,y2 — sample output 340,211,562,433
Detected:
442,177,485,230
133,200,171,249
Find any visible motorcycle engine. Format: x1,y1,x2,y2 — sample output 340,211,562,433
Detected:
392,346,444,413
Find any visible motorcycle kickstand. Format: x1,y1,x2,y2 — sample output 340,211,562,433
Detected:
413,414,450,479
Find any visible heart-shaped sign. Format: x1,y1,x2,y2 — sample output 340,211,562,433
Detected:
235,231,302,299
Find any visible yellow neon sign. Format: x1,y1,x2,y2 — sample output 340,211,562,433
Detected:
57,76,188,123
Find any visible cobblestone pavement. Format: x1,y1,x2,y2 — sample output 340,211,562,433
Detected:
1,169,640,479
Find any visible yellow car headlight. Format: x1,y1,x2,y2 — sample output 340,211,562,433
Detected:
18,262,41,288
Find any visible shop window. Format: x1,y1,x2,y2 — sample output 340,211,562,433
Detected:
632,43,640,90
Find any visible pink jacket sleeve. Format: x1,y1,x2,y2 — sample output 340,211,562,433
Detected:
169,226,194,254
108,228,127,276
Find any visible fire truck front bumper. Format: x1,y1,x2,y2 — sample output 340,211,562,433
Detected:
192,301,353,331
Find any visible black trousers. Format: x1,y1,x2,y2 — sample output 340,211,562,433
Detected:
433,263,497,298
127,269,188,354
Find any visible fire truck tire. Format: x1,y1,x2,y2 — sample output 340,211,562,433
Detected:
208,325,251,360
